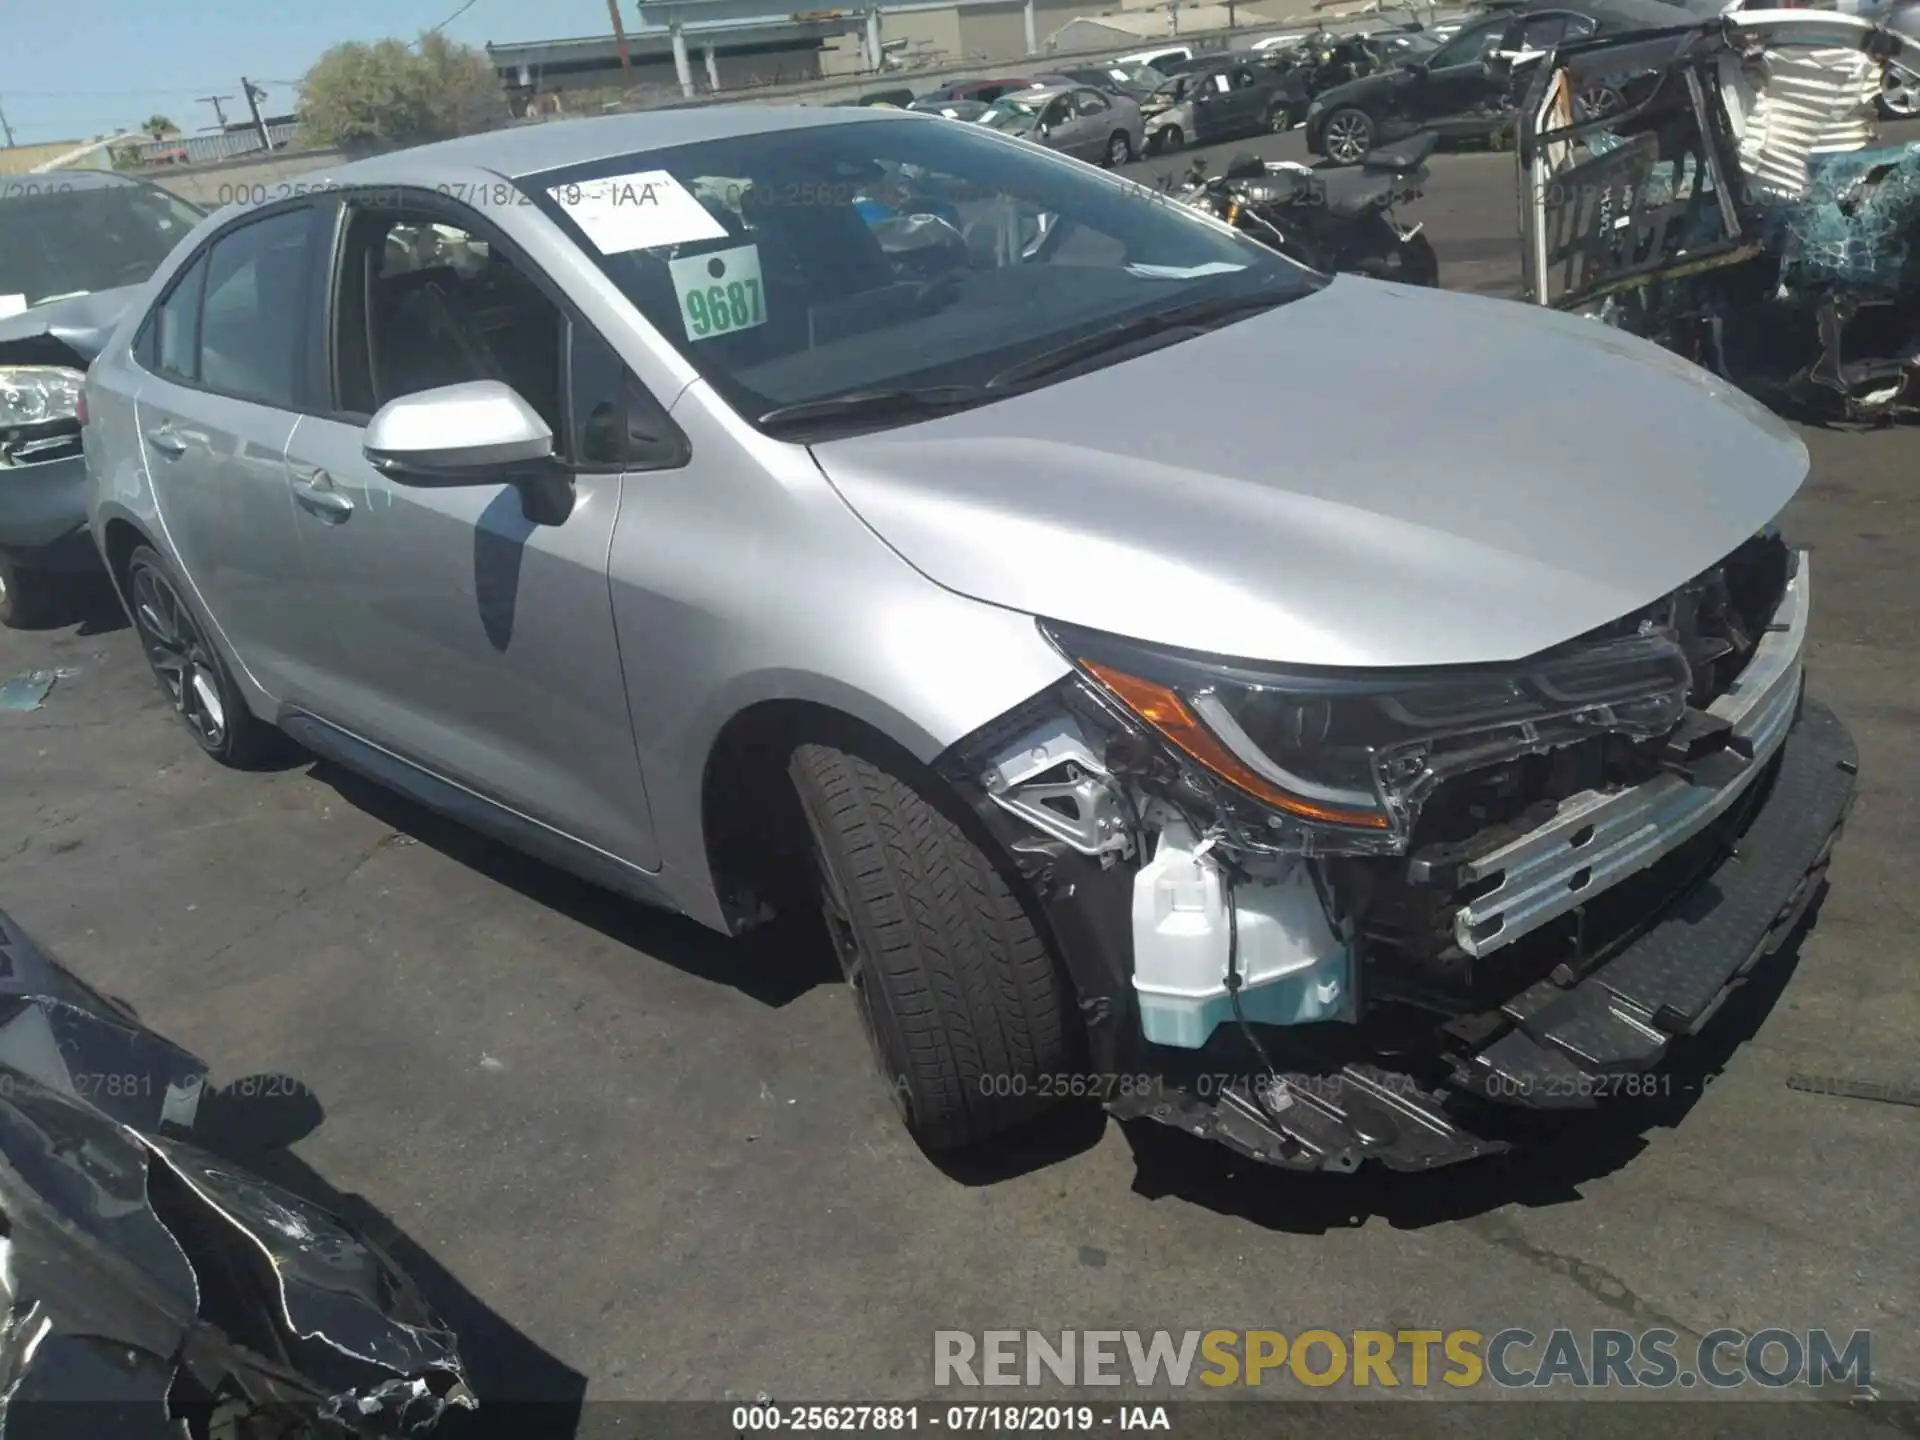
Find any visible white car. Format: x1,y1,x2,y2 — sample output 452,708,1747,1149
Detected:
1113,45,1194,70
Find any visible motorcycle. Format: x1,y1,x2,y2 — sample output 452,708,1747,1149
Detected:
1170,130,1442,286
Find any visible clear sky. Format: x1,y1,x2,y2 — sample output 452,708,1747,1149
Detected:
1,0,635,145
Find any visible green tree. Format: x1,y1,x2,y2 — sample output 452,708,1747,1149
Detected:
297,33,504,149
142,114,177,139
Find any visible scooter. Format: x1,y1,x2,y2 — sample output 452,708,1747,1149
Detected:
1173,130,1442,286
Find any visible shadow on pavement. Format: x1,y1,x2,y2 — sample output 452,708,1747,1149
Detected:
308,758,841,1008
1120,887,1827,1234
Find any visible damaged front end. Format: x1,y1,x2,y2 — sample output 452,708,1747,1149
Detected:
935,534,1856,1173
1517,9,1920,420
0,911,474,1437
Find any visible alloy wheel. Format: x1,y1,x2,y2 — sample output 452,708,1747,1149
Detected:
131,563,229,751
1323,111,1372,164
1884,66,1920,118
1577,84,1623,119
1108,132,1132,166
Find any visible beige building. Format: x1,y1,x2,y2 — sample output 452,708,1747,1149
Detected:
0,141,90,177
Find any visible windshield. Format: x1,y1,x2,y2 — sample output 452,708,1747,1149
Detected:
0,179,202,311
524,116,1321,431
980,95,1046,130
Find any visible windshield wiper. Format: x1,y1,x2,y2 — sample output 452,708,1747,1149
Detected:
757,385,995,432
983,289,1300,389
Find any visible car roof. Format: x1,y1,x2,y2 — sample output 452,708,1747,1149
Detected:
1001,84,1072,101
297,106,905,189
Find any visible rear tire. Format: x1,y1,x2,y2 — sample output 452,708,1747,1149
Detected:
1106,130,1134,167
788,742,1071,1152
124,544,287,769
0,555,66,630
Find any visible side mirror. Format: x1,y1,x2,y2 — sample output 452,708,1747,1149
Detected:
1404,58,1430,77
364,380,573,524
365,380,554,484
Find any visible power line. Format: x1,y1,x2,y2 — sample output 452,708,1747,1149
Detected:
426,0,481,35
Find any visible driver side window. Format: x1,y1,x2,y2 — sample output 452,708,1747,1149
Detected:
1430,20,1508,69
332,204,565,442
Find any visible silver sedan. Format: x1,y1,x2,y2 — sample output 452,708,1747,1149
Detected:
82,103,1847,1177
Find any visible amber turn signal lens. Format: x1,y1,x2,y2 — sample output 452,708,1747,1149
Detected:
1080,660,1390,830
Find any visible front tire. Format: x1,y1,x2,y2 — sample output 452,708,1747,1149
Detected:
0,554,67,630
124,544,284,769
1154,124,1184,154
788,743,1071,1152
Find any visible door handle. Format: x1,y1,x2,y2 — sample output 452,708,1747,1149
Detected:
145,427,187,458
291,469,355,522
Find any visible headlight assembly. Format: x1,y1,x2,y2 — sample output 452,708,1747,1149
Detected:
1049,621,1694,851
0,366,85,429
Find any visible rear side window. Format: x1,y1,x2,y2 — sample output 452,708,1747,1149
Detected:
197,208,322,409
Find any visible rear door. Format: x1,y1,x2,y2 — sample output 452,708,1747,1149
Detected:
1191,67,1236,140
276,191,662,869
1070,88,1116,159
1225,63,1267,131
130,204,334,702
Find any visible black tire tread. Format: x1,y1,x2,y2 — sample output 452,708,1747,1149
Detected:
791,743,1068,1150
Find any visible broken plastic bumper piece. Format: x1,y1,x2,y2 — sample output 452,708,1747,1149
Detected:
1113,695,1855,1173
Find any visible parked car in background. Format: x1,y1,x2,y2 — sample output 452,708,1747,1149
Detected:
82,105,1853,1181
0,170,202,627
1059,62,1165,104
909,97,993,122
1142,54,1301,152
1114,44,1195,71
979,84,1144,165
1305,0,1696,162
912,75,1065,107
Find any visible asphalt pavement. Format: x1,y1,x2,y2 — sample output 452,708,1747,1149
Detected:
1,136,1916,1435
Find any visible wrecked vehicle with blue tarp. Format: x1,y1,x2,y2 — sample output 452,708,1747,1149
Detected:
1517,5,1920,418
0,909,473,1437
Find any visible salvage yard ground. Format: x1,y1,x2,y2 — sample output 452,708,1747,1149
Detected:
3,132,1917,1434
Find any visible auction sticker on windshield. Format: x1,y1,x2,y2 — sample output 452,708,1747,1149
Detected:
669,244,767,341
548,169,727,254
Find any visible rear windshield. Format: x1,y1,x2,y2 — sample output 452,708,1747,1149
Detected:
0,179,203,311
520,114,1319,425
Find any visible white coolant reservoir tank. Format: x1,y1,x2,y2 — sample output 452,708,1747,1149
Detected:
1130,821,1354,1049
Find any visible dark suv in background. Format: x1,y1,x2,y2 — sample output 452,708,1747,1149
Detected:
0,171,202,626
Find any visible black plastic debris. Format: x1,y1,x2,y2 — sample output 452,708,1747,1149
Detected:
0,908,475,1436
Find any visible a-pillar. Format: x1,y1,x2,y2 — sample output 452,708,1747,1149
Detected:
705,44,720,91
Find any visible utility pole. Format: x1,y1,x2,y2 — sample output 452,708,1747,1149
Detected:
197,93,233,130
606,0,632,71
241,78,273,151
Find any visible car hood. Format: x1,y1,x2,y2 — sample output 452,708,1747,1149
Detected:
0,284,144,366
807,278,1809,669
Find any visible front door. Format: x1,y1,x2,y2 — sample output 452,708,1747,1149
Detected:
131,206,334,704
281,198,659,870
1409,16,1514,138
